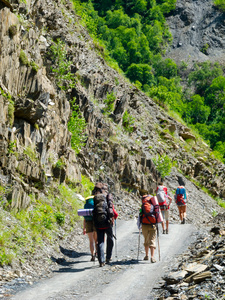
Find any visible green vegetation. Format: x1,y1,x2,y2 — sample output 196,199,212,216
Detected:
8,99,15,127
103,92,116,114
8,141,16,154
19,50,29,66
55,159,66,169
213,0,225,11
8,25,17,37
31,61,39,73
0,175,94,266
70,2,225,163
68,98,87,154
49,39,76,90
23,145,38,162
122,110,135,133
152,154,172,179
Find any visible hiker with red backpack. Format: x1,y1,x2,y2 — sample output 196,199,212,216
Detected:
92,182,115,267
175,185,188,224
156,182,172,234
140,194,162,263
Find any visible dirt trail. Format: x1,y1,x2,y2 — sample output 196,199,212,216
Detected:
11,219,196,300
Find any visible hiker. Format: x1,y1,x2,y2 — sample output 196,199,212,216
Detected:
83,196,98,261
156,182,172,234
140,194,157,263
174,185,188,224
92,182,114,267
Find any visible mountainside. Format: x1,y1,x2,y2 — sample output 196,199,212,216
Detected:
0,0,225,292
166,0,225,65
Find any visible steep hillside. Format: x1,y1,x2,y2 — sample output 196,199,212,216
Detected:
0,0,224,287
166,0,225,65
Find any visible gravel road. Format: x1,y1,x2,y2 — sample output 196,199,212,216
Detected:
11,219,196,300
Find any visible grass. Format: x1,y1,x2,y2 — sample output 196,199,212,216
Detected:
0,175,94,266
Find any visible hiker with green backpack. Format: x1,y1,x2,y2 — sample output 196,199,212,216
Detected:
83,196,98,261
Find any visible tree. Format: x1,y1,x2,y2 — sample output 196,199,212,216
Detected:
188,62,223,96
154,58,178,79
185,95,211,124
205,76,225,121
126,63,155,86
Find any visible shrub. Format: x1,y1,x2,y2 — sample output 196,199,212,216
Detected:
122,110,136,133
152,154,172,179
50,39,76,90
19,50,29,66
103,92,116,114
68,98,87,154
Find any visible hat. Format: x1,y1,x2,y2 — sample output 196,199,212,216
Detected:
85,196,94,201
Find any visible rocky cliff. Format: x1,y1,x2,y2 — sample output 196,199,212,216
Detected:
0,0,224,212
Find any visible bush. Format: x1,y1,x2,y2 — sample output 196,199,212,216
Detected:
68,98,87,154
152,154,172,179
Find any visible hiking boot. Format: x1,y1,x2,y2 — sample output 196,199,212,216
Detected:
166,229,168,234
163,229,166,234
106,258,112,264
151,257,156,263
183,218,186,224
90,255,95,262
143,255,149,261
99,262,105,267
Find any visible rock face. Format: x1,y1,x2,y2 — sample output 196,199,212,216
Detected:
166,0,225,65
0,0,224,213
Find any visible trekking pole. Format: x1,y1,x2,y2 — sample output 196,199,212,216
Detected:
114,219,118,259
137,228,141,261
156,224,160,261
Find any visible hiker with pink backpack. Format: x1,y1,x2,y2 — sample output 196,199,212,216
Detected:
156,182,172,234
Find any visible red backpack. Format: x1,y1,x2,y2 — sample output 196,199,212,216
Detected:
141,195,156,225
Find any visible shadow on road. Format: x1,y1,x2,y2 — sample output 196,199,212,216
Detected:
59,245,88,258
52,266,93,273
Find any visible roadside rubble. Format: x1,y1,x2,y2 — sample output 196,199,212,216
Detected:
153,212,225,300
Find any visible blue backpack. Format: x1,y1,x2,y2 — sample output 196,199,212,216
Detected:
175,186,187,205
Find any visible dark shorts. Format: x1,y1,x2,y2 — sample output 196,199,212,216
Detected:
85,220,96,233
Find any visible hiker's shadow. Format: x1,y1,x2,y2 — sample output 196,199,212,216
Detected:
110,259,140,266
53,265,93,273
50,246,90,267
59,245,88,259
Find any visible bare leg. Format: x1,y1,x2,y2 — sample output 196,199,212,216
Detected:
145,245,149,257
87,232,95,256
166,220,169,230
150,246,155,258
178,206,183,221
93,231,98,254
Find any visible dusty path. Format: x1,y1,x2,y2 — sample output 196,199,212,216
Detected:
11,219,196,300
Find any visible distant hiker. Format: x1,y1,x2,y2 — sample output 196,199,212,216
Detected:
83,196,98,261
140,194,158,263
156,182,172,234
175,185,188,224
92,182,114,267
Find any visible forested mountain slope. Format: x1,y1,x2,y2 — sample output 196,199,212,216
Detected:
0,0,224,288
